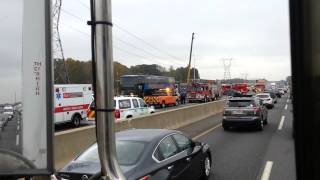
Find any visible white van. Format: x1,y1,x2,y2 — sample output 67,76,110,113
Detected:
54,84,92,127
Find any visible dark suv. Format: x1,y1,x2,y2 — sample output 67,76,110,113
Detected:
222,97,268,131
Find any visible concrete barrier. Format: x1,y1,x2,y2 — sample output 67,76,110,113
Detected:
54,100,226,170
54,125,96,169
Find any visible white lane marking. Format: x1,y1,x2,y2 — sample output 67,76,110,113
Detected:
16,134,19,146
278,116,285,130
261,161,273,180
287,99,289,103
192,123,222,140
17,125,19,131
284,104,288,110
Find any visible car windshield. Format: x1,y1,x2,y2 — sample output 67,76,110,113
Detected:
76,141,146,166
257,95,269,98
228,100,255,107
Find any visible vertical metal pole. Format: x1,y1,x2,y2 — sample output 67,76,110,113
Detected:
187,32,195,84
93,0,125,179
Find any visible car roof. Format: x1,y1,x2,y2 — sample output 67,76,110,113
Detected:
114,96,141,100
116,129,178,142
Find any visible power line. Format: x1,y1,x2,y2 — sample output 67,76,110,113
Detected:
66,3,185,64
78,0,90,9
59,23,153,64
114,37,170,62
61,8,87,22
61,22,90,37
114,24,185,63
60,7,185,67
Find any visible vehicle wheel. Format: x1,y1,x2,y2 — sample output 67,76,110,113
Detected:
72,115,81,127
161,102,166,108
222,125,229,131
202,155,211,180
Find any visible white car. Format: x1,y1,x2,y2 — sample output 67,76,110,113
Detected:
3,106,14,120
88,96,155,121
256,93,274,109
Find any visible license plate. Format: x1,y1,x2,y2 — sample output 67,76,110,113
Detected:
232,110,243,115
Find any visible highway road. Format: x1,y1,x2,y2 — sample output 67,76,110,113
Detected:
0,113,22,154
0,95,295,180
179,94,295,180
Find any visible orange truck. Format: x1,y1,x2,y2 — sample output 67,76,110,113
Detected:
143,88,179,108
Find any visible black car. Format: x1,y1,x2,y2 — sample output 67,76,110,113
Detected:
274,90,282,98
55,129,212,180
222,96,268,131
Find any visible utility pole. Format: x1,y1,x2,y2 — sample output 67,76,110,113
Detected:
52,0,70,84
193,55,196,81
187,32,195,84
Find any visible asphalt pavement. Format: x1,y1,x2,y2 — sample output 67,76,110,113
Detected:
179,95,295,180
0,113,22,154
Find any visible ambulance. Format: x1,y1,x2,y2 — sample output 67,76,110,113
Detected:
54,84,92,127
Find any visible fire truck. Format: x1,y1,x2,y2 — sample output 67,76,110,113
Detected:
232,83,249,94
187,82,215,103
54,84,93,127
221,84,232,94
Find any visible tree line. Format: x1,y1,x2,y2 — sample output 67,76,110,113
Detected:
54,58,200,84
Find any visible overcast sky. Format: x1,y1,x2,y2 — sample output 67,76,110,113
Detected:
0,0,290,103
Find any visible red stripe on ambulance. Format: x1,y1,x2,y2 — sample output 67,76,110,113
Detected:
55,104,90,113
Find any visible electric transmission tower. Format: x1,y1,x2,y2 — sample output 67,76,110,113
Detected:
222,58,232,80
52,0,70,83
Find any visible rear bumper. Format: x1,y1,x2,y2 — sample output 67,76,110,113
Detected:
222,116,261,128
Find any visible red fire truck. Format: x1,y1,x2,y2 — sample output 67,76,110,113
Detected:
221,84,232,94
187,82,215,103
232,83,249,94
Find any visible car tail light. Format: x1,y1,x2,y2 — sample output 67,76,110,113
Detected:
138,175,150,180
254,107,261,115
114,109,120,119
